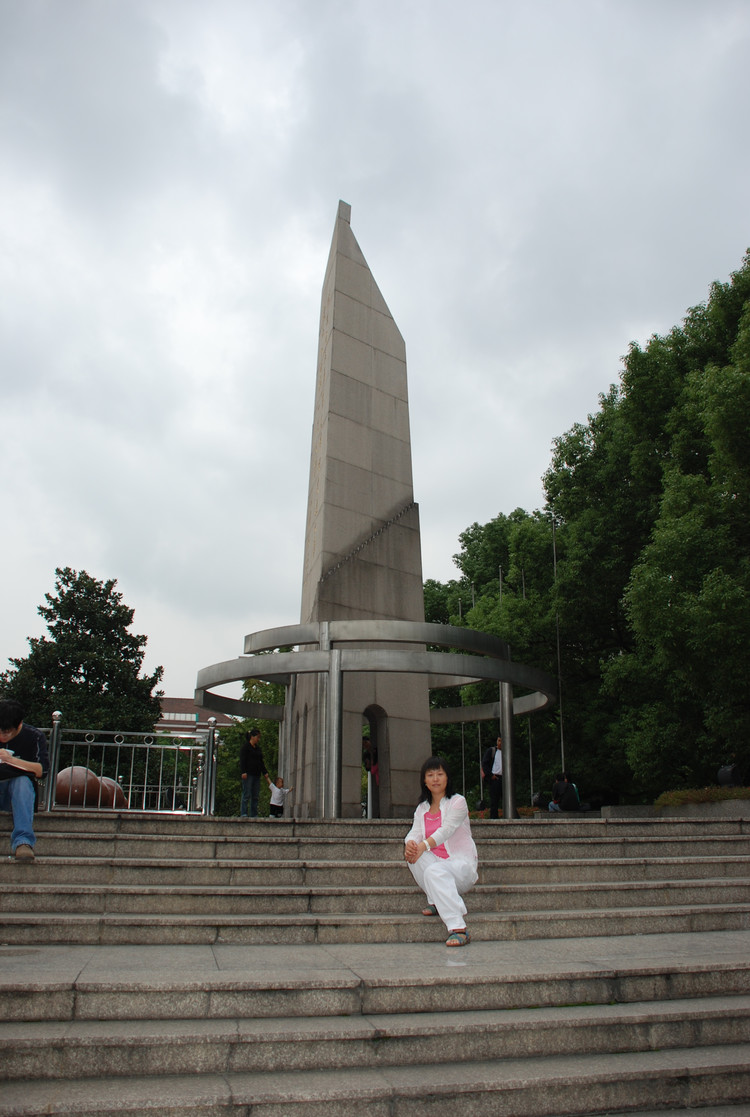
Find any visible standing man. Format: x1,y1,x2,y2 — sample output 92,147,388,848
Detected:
0,699,49,861
239,728,270,818
481,734,503,820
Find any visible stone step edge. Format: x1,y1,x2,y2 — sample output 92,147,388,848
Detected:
2,959,748,1023
2,990,748,1048
12,826,750,843
0,1043,749,1116
1,996,749,1084
594,1109,749,1117
3,902,750,925
4,878,749,897
4,854,750,868
17,813,750,829
3,909,749,949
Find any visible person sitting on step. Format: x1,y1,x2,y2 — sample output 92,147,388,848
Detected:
548,773,581,812
0,699,49,861
403,756,478,948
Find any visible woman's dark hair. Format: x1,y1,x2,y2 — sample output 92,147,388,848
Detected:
418,756,454,804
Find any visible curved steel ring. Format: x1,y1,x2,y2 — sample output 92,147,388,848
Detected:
196,620,556,723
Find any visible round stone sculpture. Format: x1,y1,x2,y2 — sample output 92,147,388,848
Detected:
55,766,102,807
98,776,128,809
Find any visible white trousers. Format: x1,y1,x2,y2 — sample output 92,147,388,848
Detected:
408,852,477,932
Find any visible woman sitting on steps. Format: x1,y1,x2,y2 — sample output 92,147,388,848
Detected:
403,756,478,947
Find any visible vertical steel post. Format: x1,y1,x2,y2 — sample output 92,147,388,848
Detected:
326,647,343,817
45,710,63,811
283,674,296,792
205,717,217,815
317,622,330,817
552,515,565,771
477,723,484,807
461,720,466,796
501,680,516,819
528,718,534,801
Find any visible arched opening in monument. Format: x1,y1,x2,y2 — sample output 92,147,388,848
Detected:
362,704,388,818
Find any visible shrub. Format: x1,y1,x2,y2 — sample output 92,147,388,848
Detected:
653,786,750,810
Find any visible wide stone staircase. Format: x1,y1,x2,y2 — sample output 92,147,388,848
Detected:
1,811,749,1115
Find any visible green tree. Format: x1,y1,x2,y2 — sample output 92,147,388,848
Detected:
544,251,750,798
428,252,750,803
425,510,567,808
0,567,163,731
606,301,750,790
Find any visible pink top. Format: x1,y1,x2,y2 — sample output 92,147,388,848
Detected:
424,811,449,858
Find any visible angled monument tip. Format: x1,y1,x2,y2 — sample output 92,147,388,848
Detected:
338,200,351,223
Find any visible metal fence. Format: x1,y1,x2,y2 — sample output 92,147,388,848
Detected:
42,712,218,814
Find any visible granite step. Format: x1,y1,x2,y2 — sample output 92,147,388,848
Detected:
13,831,750,865
16,811,750,839
2,902,750,946
1,1043,749,1116
2,994,749,1081
597,1109,750,1116
2,878,749,916
3,854,750,888
1,815,749,1116
4,946,748,1023
22,812,750,838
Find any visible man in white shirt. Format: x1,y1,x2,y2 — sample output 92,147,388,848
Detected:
481,735,503,819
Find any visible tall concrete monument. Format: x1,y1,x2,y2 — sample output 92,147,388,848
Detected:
291,201,431,817
196,202,556,820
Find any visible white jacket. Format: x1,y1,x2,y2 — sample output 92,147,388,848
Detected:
404,794,478,867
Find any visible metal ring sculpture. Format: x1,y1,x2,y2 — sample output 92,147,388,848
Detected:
195,619,556,722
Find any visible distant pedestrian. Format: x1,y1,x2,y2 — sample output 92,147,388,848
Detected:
239,729,270,817
481,735,503,818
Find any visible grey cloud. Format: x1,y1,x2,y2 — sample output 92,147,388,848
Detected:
2,0,749,694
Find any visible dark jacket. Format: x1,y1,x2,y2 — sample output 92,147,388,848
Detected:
0,724,49,784
551,779,579,811
239,739,267,779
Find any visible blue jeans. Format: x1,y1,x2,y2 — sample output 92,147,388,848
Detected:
240,774,262,817
0,775,37,851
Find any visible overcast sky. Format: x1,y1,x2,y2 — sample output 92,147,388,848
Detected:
2,0,749,702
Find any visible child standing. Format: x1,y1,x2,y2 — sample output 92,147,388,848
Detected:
269,776,294,818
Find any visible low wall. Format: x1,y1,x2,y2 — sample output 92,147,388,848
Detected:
603,800,750,819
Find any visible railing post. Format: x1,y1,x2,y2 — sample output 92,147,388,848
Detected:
325,648,343,818
204,718,217,815
501,680,517,819
281,674,295,795
317,622,330,818
44,711,63,811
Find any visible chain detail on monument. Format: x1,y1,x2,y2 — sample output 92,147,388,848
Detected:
319,501,418,585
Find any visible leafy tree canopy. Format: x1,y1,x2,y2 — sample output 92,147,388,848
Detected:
1,567,163,731
427,250,750,804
